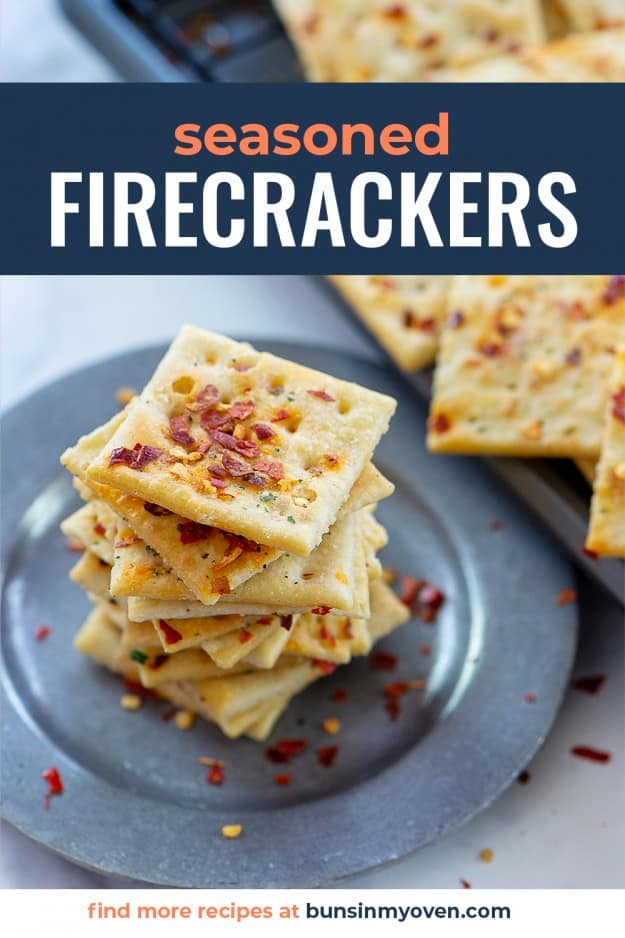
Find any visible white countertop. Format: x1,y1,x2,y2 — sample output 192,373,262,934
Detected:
1,0,624,891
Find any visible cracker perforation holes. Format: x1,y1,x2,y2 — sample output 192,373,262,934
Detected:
172,376,195,394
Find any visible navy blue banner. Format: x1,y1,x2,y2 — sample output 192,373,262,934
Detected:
0,82,623,274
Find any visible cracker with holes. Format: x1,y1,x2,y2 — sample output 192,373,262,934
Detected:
555,1,625,31
587,348,625,557
82,326,396,555
330,275,453,371
273,0,545,82
428,276,625,458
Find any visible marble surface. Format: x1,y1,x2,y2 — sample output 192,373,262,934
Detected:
1,0,624,891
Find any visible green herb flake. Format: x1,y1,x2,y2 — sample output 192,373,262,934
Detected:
287,515,296,524
260,493,277,503
130,649,148,665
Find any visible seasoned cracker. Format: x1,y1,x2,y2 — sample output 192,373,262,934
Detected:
587,348,625,557
428,276,625,457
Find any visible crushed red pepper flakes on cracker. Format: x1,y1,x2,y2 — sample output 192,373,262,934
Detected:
159,620,183,645
571,746,611,764
556,588,577,607
312,659,337,675
42,766,64,809
572,675,606,695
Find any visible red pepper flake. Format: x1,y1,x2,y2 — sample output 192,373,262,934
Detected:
42,766,64,809
161,707,177,722
227,400,255,421
122,677,159,699
602,274,625,305
93,522,106,537
210,429,260,459
610,386,625,423
565,347,583,366
488,520,504,531
35,625,51,642
572,674,606,695
109,443,162,469
274,773,292,786
398,575,423,607
524,692,536,703
239,628,252,645
187,383,219,412
428,413,451,434
417,583,445,623
384,681,410,698
317,745,338,767
343,620,354,639
252,459,284,481
64,536,85,553
252,422,276,441
144,501,172,516
320,625,337,647
517,769,531,785
312,659,337,675
331,688,347,702
448,310,465,329
307,389,336,402
478,342,503,357
581,546,599,561
211,576,231,595
266,739,308,764
207,763,225,785
312,606,332,616
385,698,401,721
178,520,212,544
419,644,432,656
271,408,290,422
159,619,183,646
279,615,293,631
369,651,397,672
169,413,195,448
460,879,472,889
556,588,577,607
571,746,611,764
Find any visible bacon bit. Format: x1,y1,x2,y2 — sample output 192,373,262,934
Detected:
221,824,242,839
517,769,531,785
219,450,248,477
274,773,291,786
571,746,611,764
322,717,341,735
581,546,599,561
317,745,338,767
556,588,577,607
144,501,172,517
419,644,432,656
384,681,410,699
448,310,465,328
460,879,472,889
210,476,228,489
385,698,401,721
187,383,219,412
227,399,255,421
253,459,284,481
211,576,231,595
159,620,183,645
207,763,225,785
239,628,253,645
307,389,336,402
64,536,85,553
312,659,337,675
428,412,451,434
331,688,347,702
611,386,625,423
279,615,293,631
479,848,494,863
178,520,212,544
169,413,195,448
35,625,51,642
602,274,625,305
252,422,276,440
399,574,423,606
312,606,332,616
93,522,106,537
320,625,337,647
200,409,232,432
271,408,290,422
524,693,536,703
109,443,162,469
161,707,177,722
369,651,397,671
572,674,606,695
210,430,260,459
42,766,64,808
565,347,583,366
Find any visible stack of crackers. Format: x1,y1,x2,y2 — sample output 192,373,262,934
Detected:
60,326,409,740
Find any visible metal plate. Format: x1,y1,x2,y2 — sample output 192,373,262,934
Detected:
0,341,578,887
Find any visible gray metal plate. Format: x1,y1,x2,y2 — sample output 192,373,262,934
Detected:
0,341,578,887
